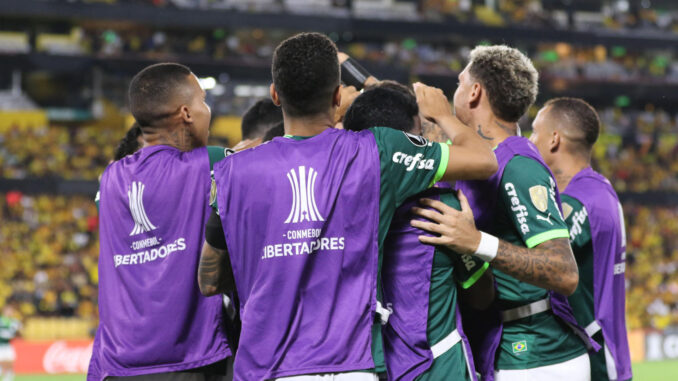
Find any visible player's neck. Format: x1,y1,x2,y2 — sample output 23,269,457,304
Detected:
283,112,334,137
551,154,590,191
142,125,196,152
471,112,519,148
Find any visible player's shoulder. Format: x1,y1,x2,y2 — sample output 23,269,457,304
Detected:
502,155,550,185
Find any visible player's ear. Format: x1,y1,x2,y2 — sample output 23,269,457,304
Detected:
332,85,342,108
270,84,281,106
180,105,192,124
550,129,560,152
469,82,482,109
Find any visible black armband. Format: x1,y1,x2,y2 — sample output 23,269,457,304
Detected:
341,58,372,90
205,208,228,250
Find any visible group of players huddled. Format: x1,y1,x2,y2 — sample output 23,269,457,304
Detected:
88,32,631,381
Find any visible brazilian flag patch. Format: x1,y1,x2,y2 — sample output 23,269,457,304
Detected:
512,340,528,354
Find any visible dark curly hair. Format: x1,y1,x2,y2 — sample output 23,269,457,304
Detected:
271,32,340,117
114,123,143,160
343,85,418,133
468,45,538,123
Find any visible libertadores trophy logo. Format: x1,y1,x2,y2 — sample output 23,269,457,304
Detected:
284,166,324,224
128,181,158,235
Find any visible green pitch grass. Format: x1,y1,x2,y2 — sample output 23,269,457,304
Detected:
13,361,678,380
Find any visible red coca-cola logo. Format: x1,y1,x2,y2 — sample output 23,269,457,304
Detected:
42,341,93,374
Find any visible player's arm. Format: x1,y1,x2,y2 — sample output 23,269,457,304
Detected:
411,192,579,296
413,83,497,181
198,209,235,296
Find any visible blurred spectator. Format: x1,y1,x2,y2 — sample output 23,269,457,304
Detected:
0,193,99,322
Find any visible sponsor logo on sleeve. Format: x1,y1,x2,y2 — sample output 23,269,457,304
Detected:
529,185,549,213
569,206,588,242
392,152,435,171
505,183,530,234
210,179,217,206
403,131,430,147
562,202,574,220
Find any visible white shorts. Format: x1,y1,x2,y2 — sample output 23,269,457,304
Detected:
495,353,590,381
275,372,378,381
0,344,16,362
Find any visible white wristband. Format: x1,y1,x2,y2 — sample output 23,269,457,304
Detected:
474,232,499,262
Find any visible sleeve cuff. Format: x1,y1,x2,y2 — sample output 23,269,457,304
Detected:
429,142,450,187
460,261,490,289
525,229,570,248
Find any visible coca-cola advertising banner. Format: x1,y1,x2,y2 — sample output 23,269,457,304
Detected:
13,339,93,374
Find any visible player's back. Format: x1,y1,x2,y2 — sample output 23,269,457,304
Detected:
213,127,381,380
92,145,230,379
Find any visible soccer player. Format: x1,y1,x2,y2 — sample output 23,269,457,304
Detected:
410,45,597,381
0,307,20,381
88,63,232,381
529,98,632,381
231,98,283,151
344,85,495,381
198,32,497,380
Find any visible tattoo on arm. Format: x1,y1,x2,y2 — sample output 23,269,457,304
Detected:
491,238,578,295
198,243,235,296
477,124,493,140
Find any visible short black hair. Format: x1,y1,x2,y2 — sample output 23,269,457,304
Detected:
129,63,194,126
366,80,415,98
545,97,600,152
114,123,143,160
262,121,285,142
241,99,283,140
271,33,340,117
343,86,419,133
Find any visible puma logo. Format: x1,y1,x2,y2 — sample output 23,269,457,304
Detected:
536,213,554,225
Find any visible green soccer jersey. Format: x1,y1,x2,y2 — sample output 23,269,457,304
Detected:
278,127,449,372
0,316,20,345
562,195,594,331
421,193,488,381
562,194,611,380
491,156,586,370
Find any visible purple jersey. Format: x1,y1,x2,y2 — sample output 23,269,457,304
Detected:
213,128,381,380
564,168,632,381
89,146,230,380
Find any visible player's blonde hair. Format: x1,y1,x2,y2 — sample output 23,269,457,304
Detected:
468,45,539,122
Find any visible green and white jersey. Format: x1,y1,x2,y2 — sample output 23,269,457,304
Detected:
422,236,488,381
0,316,20,345
491,156,586,370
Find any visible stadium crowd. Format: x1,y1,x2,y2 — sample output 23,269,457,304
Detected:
41,0,678,34
0,192,99,321
2,106,677,193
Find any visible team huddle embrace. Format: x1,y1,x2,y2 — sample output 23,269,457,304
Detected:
88,32,632,381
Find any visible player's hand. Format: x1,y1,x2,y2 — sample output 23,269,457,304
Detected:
334,85,360,124
410,190,481,255
420,118,447,143
413,82,455,126
337,51,350,64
